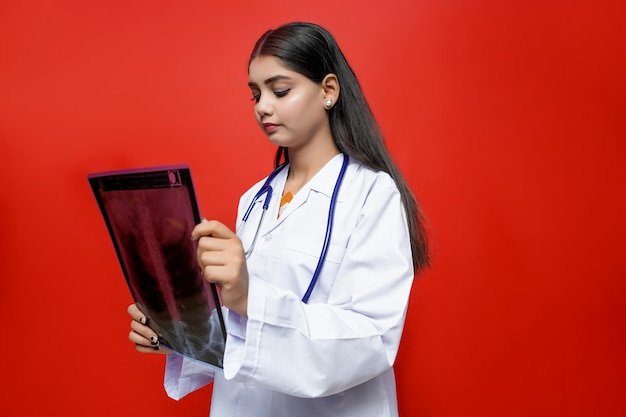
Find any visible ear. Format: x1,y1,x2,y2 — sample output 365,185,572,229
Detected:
321,73,340,109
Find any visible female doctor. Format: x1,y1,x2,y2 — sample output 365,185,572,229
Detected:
127,21,429,417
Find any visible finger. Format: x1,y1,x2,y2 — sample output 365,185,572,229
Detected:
130,328,164,354
191,219,236,241
200,264,225,283
134,343,170,355
130,319,160,347
196,235,230,252
198,251,224,271
201,264,242,288
128,328,152,347
127,303,148,325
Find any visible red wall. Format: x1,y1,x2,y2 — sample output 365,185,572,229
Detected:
1,1,624,416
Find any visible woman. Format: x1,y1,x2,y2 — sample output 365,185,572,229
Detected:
128,21,429,417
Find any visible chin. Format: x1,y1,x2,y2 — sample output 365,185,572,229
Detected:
267,136,289,147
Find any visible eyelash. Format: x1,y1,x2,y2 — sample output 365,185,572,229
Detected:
250,89,290,103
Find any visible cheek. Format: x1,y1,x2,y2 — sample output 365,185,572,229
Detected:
283,91,307,114
282,90,321,121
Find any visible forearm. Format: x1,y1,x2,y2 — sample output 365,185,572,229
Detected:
223,273,411,398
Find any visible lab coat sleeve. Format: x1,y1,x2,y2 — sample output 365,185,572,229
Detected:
223,183,415,398
161,182,263,400
163,353,216,400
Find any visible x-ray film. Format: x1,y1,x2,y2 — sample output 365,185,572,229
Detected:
88,164,225,369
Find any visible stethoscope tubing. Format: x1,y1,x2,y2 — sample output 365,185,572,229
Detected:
238,154,349,303
238,162,288,254
302,154,348,303
241,162,289,222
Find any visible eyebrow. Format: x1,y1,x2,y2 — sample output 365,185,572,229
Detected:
248,74,292,87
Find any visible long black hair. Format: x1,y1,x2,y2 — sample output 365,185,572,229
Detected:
249,22,430,273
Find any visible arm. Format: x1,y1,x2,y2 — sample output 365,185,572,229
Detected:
156,181,268,400
224,184,414,397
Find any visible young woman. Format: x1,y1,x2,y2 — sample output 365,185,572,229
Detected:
127,21,429,417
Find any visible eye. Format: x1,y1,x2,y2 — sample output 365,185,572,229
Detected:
274,89,290,98
250,93,260,103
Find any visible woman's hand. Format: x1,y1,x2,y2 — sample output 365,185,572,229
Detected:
192,219,249,317
127,304,169,355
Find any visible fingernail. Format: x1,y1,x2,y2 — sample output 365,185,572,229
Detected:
153,345,160,351
138,317,145,324
150,335,159,345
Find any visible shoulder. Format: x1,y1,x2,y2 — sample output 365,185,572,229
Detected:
344,158,398,194
334,158,403,220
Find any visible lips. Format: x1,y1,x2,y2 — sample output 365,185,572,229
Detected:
263,123,280,133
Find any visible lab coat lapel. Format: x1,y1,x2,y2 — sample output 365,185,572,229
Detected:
266,154,345,231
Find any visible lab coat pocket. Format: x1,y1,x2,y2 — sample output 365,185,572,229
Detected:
284,235,346,264
282,235,347,301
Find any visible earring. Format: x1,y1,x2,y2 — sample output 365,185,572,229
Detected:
325,99,332,108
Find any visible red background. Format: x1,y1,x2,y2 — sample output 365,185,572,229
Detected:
1,1,624,416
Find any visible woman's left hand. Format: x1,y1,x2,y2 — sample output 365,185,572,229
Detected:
192,219,249,317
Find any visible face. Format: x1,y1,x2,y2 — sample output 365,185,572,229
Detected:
248,55,331,150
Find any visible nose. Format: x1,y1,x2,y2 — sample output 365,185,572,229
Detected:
255,94,274,118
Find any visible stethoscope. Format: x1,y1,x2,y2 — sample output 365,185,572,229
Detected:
236,153,349,303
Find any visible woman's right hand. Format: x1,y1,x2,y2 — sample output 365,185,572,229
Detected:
127,304,170,355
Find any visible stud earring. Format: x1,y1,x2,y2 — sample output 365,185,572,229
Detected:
325,99,332,108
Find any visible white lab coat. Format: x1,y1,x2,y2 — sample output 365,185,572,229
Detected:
164,154,415,417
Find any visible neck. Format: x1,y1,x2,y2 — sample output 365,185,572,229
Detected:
287,145,340,184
